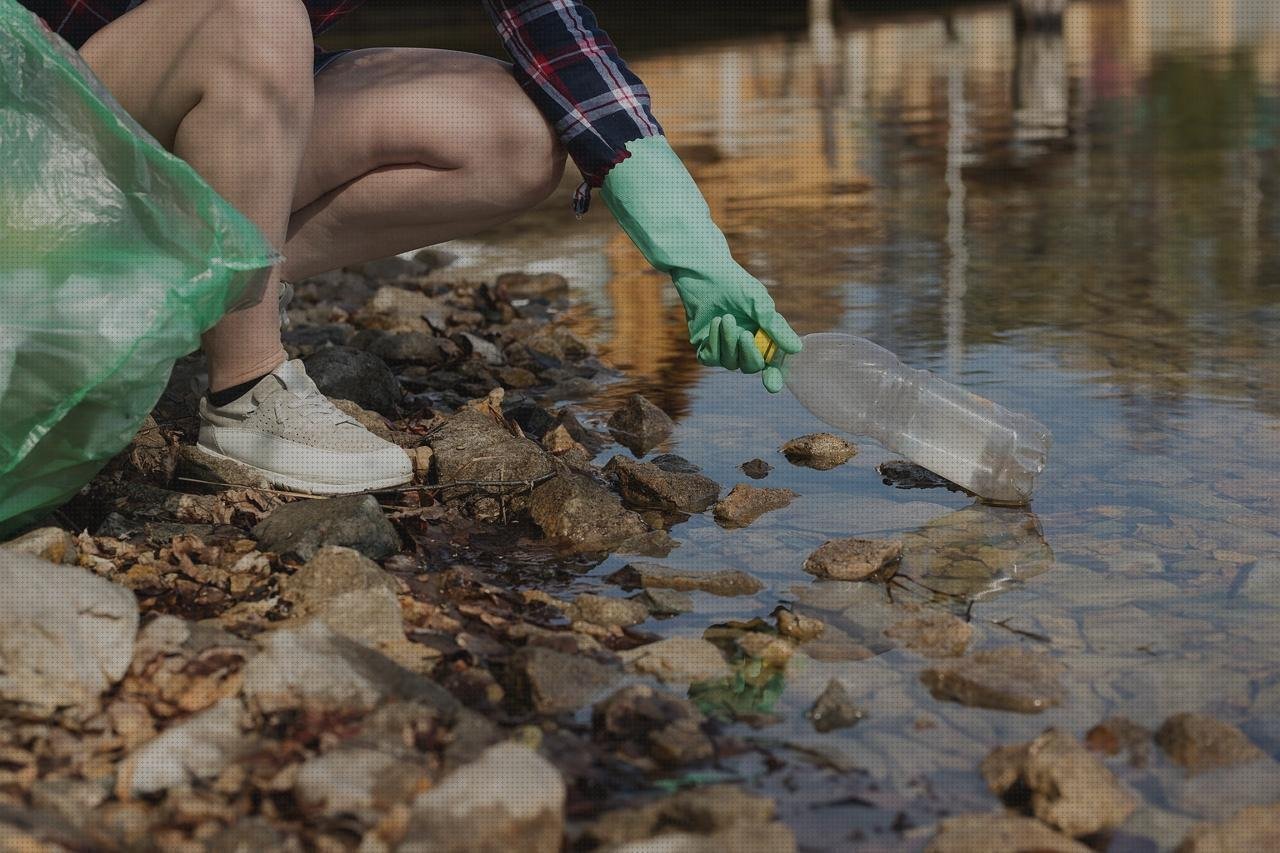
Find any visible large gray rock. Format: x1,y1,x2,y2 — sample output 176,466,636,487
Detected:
302,346,400,414
981,729,1137,837
127,697,248,795
428,407,555,493
350,329,460,366
607,394,675,456
0,552,138,716
241,620,457,715
403,742,565,853
508,646,620,715
295,746,424,820
2,526,77,563
251,495,400,561
604,455,720,513
528,474,648,554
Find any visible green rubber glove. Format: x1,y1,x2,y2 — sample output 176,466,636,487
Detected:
598,136,802,392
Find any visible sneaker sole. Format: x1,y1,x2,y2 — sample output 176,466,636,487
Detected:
193,444,413,496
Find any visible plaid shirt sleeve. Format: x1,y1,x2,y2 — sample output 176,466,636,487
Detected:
480,0,663,214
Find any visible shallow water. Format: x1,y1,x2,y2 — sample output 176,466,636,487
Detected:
381,1,1280,848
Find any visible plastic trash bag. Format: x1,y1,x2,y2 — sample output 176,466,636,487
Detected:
0,0,279,535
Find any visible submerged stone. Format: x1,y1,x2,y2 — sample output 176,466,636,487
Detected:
740,458,772,479
1154,713,1266,772
921,646,1066,713
605,562,763,597
925,812,1092,853
607,393,675,455
712,484,797,528
807,680,864,733
803,537,903,581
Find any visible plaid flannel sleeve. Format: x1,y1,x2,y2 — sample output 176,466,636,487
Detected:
480,0,663,214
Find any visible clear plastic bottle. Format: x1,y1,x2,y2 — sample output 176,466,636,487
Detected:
764,332,1052,504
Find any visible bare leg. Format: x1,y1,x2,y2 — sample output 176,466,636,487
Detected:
80,0,314,392
279,48,566,281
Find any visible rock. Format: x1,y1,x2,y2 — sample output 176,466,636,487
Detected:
2,526,77,563
583,785,790,851
126,697,248,795
740,458,772,479
30,778,110,826
981,729,1137,836
593,685,713,768
925,812,1092,853
509,646,619,714
302,346,400,414
502,399,559,440
633,588,695,617
251,495,400,561
282,323,353,356
1176,802,1280,852
241,620,458,715
1155,713,1266,772
774,608,825,642
608,394,675,455
454,331,505,366
735,632,794,667
295,747,423,819
921,646,1066,713
605,562,763,597
497,271,570,299
807,679,865,733
780,433,858,470
281,546,398,605
1085,716,1152,766
878,459,966,493
528,474,648,554
621,637,733,684
884,608,972,657
429,406,555,493
411,445,434,477
712,484,797,528
803,537,902,581
604,455,720,513
567,594,650,628
350,329,460,366
175,444,272,489
347,254,432,281
204,817,296,853
353,286,447,334
403,742,564,853
0,552,138,716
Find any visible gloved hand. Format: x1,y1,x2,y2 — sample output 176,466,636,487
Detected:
599,136,802,392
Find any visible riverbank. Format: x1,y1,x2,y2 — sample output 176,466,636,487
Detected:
1,255,1276,852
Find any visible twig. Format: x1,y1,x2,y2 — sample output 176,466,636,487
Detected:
989,617,1050,643
174,476,321,500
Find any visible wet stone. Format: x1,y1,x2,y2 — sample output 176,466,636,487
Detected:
605,454,721,513
780,433,858,470
807,679,865,733
593,684,713,768
605,561,763,597
302,346,400,414
883,607,973,658
925,812,1092,853
567,593,650,628
251,494,400,561
712,484,798,528
982,729,1137,837
921,646,1066,713
497,271,570,299
582,785,790,851
803,537,903,581
1085,716,1152,766
775,608,826,642
607,393,675,455
350,329,460,366
741,458,772,479
621,637,733,684
878,459,967,493
1177,802,1280,853
508,646,620,715
633,588,695,617
528,473,648,554
1154,713,1266,772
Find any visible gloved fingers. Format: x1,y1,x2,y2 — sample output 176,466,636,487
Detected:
737,327,766,374
704,316,723,366
756,309,804,355
762,365,786,393
718,314,741,371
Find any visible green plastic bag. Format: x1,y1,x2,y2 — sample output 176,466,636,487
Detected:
0,0,279,535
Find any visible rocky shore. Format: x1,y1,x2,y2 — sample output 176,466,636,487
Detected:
1,255,1275,851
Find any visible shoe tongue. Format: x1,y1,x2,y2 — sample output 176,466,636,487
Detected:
271,359,316,393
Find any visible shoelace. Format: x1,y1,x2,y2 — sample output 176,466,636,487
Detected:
263,379,353,427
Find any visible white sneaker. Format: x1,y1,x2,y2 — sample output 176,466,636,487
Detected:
197,359,413,495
